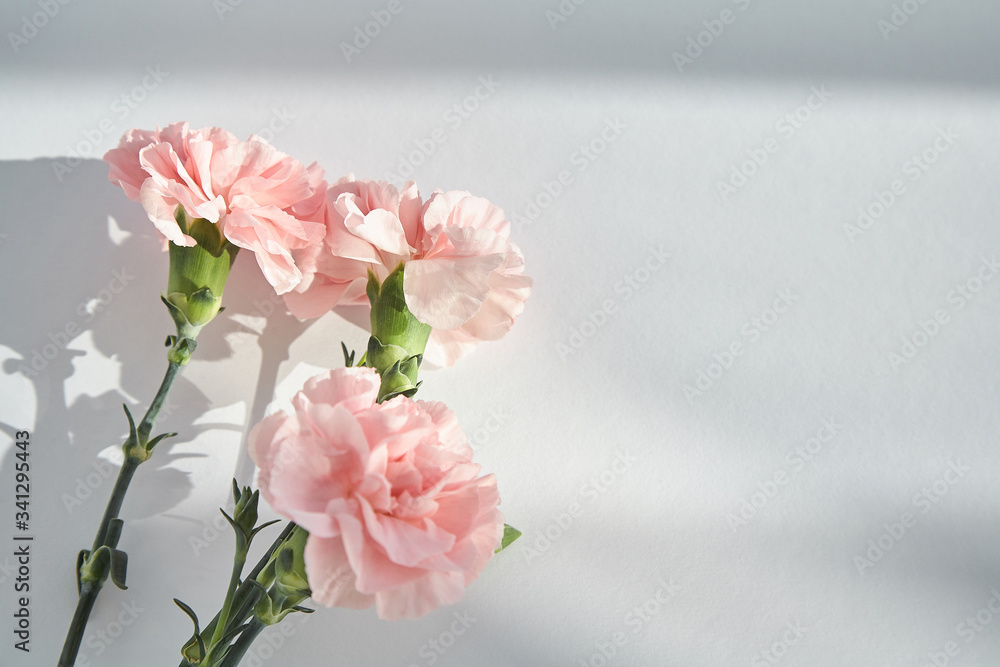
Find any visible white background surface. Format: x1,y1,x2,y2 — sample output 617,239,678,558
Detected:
2,1,1000,665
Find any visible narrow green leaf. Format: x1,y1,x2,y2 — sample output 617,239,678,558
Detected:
108,549,128,590
250,519,282,540
174,598,201,629
122,404,138,444
341,341,355,367
145,432,177,453
495,524,522,553
105,518,124,549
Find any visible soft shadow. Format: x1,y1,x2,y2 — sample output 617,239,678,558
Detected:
0,158,272,549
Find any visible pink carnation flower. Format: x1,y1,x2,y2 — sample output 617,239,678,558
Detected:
104,122,326,294
249,367,503,620
283,176,532,367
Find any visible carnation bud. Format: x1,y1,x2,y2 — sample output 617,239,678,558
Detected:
226,481,260,547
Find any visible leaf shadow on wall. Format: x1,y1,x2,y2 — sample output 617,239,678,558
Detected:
0,158,317,557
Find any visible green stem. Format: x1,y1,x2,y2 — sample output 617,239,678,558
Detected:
91,457,139,551
59,357,183,667
138,360,181,442
178,522,296,667
218,617,266,667
206,549,247,662
58,583,99,667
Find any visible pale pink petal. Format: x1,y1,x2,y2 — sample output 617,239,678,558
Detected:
104,122,324,295
360,501,455,567
306,536,375,610
224,208,302,294
374,571,466,620
248,366,505,620
347,208,411,257
403,254,503,330
103,127,162,200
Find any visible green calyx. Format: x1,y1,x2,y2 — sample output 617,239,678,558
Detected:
76,518,129,594
253,526,313,626
163,207,238,349
367,338,422,401
365,264,431,402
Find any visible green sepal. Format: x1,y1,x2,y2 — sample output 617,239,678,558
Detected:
75,549,88,594
250,580,300,626
105,518,124,549
164,206,238,343
366,265,431,366
273,530,310,595
175,598,206,664
378,357,423,401
341,342,356,368
144,431,177,454
78,545,112,588
108,548,128,590
252,527,312,625
366,336,411,375
162,324,199,366
251,519,282,540
495,524,522,553
122,404,138,447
